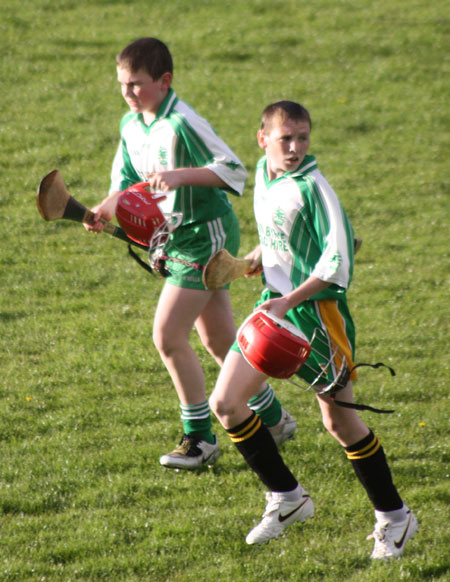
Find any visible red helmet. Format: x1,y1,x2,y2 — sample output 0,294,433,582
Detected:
116,182,173,248
237,310,312,379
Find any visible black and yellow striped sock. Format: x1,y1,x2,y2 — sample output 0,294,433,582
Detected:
345,430,403,511
227,412,298,492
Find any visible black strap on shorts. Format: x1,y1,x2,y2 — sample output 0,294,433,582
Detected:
127,244,205,278
128,245,157,276
332,362,396,414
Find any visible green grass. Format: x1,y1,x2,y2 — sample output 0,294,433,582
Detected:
1,0,449,580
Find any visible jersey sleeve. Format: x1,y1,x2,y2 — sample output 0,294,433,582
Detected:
306,172,354,289
109,113,142,193
206,153,247,197
109,138,142,193
172,102,247,196
109,142,124,193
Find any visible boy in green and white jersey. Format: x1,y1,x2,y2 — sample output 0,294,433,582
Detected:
253,153,355,299
85,38,296,469
210,101,417,558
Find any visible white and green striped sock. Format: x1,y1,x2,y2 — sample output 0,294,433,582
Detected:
248,384,282,427
180,401,215,444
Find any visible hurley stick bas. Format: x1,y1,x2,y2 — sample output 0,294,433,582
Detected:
36,169,147,249
202,249,253,290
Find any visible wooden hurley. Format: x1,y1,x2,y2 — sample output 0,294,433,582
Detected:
37,170,363,284
36,169,146,248
202,238,363,290
202,249,253,290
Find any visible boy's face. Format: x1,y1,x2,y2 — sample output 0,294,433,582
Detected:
257,118,311,180
117,67,172,118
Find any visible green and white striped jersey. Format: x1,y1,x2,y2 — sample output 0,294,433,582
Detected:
254,154,354,300
110,88,247,226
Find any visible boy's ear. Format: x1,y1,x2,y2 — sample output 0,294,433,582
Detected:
160,72,173,89
257,129,267,149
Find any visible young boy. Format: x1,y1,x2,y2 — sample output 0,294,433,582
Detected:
209,101,418,558
85,38,296,469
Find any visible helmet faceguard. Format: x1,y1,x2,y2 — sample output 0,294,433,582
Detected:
238,310,396,414
116,182,181,250
304,327,351,395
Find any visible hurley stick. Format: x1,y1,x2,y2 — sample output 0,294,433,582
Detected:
202,239,363,290
36,169,147,249
202,249,253,289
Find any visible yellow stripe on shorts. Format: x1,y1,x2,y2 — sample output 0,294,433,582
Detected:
317,300,358,382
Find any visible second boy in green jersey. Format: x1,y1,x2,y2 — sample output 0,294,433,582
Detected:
85,38,296,469
210,101,417,559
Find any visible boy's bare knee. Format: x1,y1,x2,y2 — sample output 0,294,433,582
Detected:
152,330,165,354
152,328,181,357
209,393,236,420
321,410,369,446
200,333,234,363
320,405,350,439
322,416,341,439
200,336,220,359
209,393,223,416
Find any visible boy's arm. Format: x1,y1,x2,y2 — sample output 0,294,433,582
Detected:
258,275,330,319
84,190,121,232
84,167,227,232
306,177,353,290
146,167,227,192
244,245,263,277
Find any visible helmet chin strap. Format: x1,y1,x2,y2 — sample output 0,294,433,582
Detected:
127,244,205,278
328,362,396,414
331,398,395,414
128,244,156,275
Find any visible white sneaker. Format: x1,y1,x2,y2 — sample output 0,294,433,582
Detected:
159,434,220,470
368,509,418,559
268,409,297,447
246,490,314,544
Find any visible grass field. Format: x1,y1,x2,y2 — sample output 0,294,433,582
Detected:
1,1,449,580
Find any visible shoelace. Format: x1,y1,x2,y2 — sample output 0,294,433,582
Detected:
172,435,201,455
263,501,281,517
367,522,388,541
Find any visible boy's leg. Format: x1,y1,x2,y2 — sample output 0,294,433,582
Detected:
316,383,418,559
154,283,220,468
153,283,213,407
194,288,236,366
247,384,297,446
195,291,295,444
194,288,296,444
154,285,295,468
210,351,313,544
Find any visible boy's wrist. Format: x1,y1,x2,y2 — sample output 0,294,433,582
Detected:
287,276,330,309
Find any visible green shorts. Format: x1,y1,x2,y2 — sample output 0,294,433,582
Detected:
232,287,358,386
163,210,240,290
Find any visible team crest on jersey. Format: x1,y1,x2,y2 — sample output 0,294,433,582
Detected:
273,207,285,226
330,252,342,272
225,161,240,171
158,146,168,166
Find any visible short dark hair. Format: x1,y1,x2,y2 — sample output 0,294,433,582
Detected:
116,37,173,79
261,101,312,132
